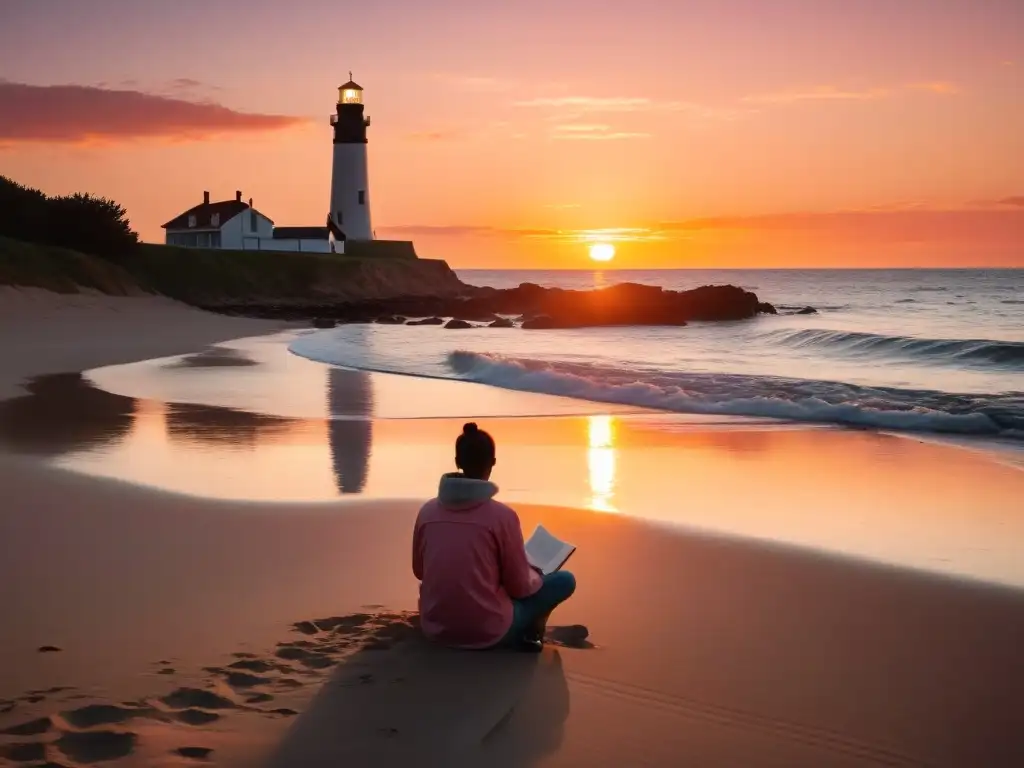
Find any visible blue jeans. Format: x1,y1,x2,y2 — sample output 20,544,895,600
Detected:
499,571,576,645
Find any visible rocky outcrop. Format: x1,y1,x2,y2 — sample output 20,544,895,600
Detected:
214,281,778,329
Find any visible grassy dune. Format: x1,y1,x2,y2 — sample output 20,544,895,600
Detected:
0,238,465,305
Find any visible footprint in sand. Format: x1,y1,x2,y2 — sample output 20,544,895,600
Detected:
274,645,337,669
61,703,156,728
176,709,222,726
546,625,595,649
226,658,278,674
56,730,137,763
174,745,214,760
204,669,273,689
266,708,297,717
27,686,74,696
160,688,238,711
1,740,47,762
1,716,52,736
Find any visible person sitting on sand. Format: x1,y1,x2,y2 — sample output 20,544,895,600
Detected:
412,422,576,652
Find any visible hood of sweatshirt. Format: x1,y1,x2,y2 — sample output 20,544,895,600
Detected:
437,472,499,510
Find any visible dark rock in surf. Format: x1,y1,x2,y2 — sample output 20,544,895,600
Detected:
488,317,515,328
444,319,473,329
202,282,770,330
796,306,817,315
757,302,777,315
521,315,556,329
406,317,444,326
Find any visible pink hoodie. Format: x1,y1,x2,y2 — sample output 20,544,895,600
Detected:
413,473,543,649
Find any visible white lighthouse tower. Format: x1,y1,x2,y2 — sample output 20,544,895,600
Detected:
328,74,373,241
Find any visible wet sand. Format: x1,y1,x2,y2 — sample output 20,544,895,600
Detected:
2,288,1023,766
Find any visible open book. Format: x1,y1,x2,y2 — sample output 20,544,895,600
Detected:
525,525,576,576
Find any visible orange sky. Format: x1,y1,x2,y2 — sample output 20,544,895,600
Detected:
1,0,1021,268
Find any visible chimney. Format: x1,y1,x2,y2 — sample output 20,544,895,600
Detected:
203,190,210,205
235,190,242,202
248,197,253,208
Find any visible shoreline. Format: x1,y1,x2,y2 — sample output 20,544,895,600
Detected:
2,289,1023,765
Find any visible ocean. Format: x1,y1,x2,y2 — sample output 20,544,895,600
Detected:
289,269,1024,448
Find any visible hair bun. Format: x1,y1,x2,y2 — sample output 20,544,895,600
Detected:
462,422,479,435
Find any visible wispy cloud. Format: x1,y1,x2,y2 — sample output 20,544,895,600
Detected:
516,96,745,121
656,208,1024,244
378,225,558,237
551,123,651,141
405,128,464,142
384,207,1023,248
745,81,961,105
426,73,519,93
988,195,1024,208
380,224,666,243
908,81,960,94
517,96,654,111
0,82,307,145
744,85,890,104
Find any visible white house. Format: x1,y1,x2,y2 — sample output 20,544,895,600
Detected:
162,191,273,249
162,191,344,253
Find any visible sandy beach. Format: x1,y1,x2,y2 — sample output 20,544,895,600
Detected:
2,287,1023,767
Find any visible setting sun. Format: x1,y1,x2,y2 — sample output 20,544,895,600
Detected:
589,243,616,262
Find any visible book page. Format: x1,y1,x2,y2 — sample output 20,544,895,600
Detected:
525,525,575,574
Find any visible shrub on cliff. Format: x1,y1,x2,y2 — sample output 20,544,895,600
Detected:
0,176,139,260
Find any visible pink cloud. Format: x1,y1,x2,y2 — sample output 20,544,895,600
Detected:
0,82,307,145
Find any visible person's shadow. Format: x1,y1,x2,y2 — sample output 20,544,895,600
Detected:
267,628,570,767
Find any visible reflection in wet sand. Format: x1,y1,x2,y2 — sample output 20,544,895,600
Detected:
165,402,301,449
327,368,374,494
162,347,259,369
0,373,134,456
587,415,617,513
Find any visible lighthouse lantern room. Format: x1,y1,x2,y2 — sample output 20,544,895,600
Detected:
329,73,373,241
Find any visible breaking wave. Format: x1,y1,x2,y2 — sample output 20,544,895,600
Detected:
447,351,1024,440
760,329,1024,369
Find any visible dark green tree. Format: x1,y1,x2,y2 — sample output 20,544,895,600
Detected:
0,176,139,259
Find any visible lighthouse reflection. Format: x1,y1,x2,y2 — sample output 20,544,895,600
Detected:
326,366,375,494
586,415,618,513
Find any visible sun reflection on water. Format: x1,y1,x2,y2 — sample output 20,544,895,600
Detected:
587,414,618,513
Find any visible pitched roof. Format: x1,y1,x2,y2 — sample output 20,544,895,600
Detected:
273,226,329,240
339,79,363,91
162,200,255,230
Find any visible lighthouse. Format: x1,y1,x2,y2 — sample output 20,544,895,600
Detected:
329,74,373,241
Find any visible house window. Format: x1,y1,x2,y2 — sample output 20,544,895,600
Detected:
188,214,196,228
250,211,258,232
336,210,343,224
211,213,220,227
358,191,366,205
